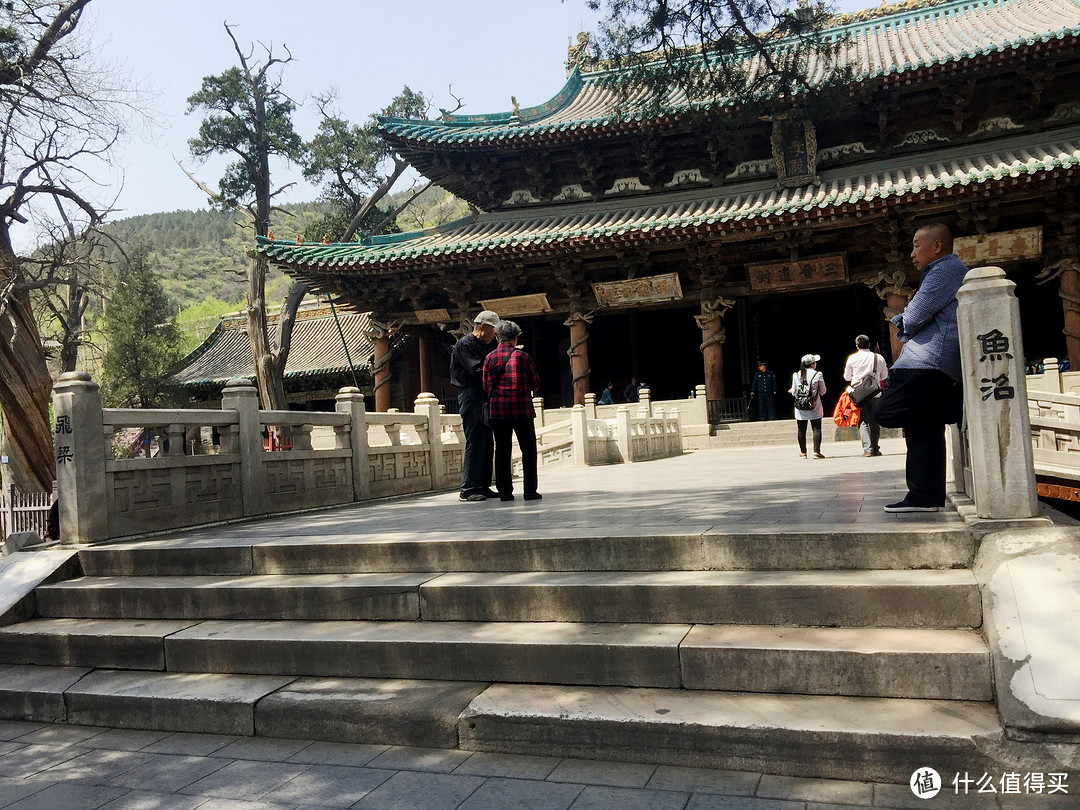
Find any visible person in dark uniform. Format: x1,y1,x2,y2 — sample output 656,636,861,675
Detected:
750,360,777,420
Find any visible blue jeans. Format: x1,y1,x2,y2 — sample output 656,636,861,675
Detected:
458,387,493,496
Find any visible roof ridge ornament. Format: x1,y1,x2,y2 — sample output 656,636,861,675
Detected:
565,32,592,77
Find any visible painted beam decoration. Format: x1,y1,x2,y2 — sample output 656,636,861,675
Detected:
591,273,684,308
746,255,848,293
479,293,553,317
955,227,1043,266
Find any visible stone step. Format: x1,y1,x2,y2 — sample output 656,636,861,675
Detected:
0,618,990,699
458,683,1004,784
0,618,689,688
418,569,982,628
679,625,991,700
0,665,1005,783
78,527,975,576
34,573,431,621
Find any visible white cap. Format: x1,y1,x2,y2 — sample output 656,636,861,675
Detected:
474,310,499,326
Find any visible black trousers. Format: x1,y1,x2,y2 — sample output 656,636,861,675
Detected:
491,418,538,496
875,368,963,507
457,387,493,496
796,418,822,454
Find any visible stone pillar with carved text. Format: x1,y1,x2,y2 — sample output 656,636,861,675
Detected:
365,319,395,412
695,297,733,403
564,310,592,406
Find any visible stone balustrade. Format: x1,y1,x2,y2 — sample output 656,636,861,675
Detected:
52,375,464,544
1025,357,1080,482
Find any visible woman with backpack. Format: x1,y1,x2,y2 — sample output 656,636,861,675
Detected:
790,354,827,459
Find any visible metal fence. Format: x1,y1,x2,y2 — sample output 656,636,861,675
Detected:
1,483,55,539
707,396,750,423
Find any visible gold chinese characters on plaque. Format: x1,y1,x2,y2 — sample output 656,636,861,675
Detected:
591,273,684,308
413,308,451,324
478,293,553,317
746,255,848,293
955,227,1042,266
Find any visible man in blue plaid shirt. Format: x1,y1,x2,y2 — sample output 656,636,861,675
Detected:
876,223,968,512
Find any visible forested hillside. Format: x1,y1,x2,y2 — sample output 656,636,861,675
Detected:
98,186,470,348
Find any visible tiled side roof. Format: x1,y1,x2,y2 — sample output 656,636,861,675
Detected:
168,308,383,388
259,130,1080,272
379,0,1080,146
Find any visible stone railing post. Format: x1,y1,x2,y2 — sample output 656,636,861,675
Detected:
585,392,597,419
415,392,448,490
533,396,545,431
52,371,108,544
616,406,632,463
336,387,370,502
691,384,708,426
638,386,652,417
956,266,1039,519
221,378,263,517
571,404,587,466
1043,356,1063,393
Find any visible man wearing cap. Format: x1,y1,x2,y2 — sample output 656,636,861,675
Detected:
843,335,888,457
450,311,500,502
749,360,777,420
874,223,968,512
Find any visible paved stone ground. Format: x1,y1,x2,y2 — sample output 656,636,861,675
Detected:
1,439,1075,809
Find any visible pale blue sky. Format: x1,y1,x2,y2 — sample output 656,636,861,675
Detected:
83,0,875,221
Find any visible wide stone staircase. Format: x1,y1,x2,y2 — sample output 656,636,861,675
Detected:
0,527,1015,782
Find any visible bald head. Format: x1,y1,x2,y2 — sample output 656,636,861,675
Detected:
911,223,954,269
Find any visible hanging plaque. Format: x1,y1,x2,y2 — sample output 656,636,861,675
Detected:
414,308,451,324
955,227,1042,266
592,273,684,308
747,254,848,292
479,293,553,317
770,114,820,189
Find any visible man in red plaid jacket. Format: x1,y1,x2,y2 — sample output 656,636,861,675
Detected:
483,320,541,502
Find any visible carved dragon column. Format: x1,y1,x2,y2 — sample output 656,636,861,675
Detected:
695,297,734,403
365,319,397,412
564,310,593,406
865,271,916,362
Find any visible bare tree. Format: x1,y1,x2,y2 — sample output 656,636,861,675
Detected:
0,0,131,492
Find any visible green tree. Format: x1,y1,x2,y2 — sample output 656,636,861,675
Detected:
101,249,183,409
583,0,845,114
302,87,431,243
0,0,136,492
185,23,304,411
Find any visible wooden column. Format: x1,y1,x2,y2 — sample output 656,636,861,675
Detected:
864,270,915,364
1058,263,1080,370
418,333,432,394
564,311,592,406
366,320,394,412
696,297,734,403
886,291,909,362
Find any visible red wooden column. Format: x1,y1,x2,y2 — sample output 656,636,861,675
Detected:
885,291,910,362
696,297,733,403
1058,263,1080,371
418,333,432,395
367,320,393,412
565,311,592,406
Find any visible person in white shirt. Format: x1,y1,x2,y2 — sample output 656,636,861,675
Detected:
843,334,889,456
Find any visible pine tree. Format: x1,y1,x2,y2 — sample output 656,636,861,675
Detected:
101,249,183,409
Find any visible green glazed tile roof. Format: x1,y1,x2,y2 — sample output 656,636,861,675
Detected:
379,0,1080,146
259,129,1080,272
